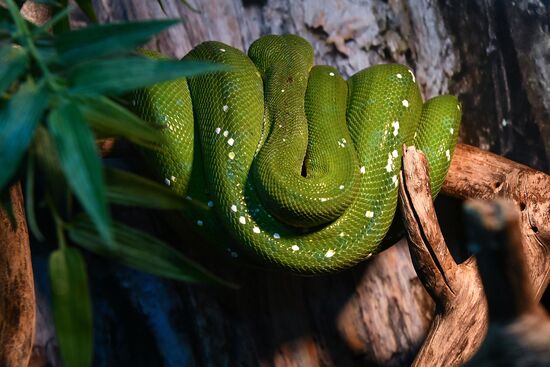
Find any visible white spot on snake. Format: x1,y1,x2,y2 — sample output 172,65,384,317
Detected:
446,149,451,161
392,150,399,158
402,99,409,108
219,48,226,52
396,73,403,79
339,185,345,190
329,72,335,77
223,105,229,112
457,104,461,111
228,151,235,160
196,220,203,226
386,153,394,172
325,249,335,258
408,69,416,82
176,99,183,106
215,127,221,134
360,166,366,174
231,205,237,212
392,175,398,187
164,178,171,186
227,138,235,146
502,119,508,127
185,196,192,201
230,251,239,258
392,120,400,136
281,89,285,93
414,132,418,139
339,232,345,237
207,201,214,208
273,233,280,239
338,138,347,147
253,226,261,234
282,138,286,142
365,211,374,218
291,245,300,251
239,216,246,224
223,130,229,137
170,176,176,182
450,127,454,134
320,198,328,202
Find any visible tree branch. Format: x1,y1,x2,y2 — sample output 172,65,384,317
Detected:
400,144,550,367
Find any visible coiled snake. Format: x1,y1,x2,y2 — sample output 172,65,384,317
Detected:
134,35,461,274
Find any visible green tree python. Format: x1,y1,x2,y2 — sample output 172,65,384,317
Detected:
133,35,461,274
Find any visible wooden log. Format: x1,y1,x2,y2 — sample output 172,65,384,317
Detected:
0,184,36,367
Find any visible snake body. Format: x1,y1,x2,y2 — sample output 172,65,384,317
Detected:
134,35,461,274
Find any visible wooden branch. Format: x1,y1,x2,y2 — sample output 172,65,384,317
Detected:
399,146,487,367
400,144,550,367
443,143,550,298
463,200,550,366
0,184,36,367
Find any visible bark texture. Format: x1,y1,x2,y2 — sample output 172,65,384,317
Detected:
0,184,35,367
23,0,549,366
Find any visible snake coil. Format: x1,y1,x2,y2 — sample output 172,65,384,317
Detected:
134,35,461,274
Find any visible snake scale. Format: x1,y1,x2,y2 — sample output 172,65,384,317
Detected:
133,35,461,274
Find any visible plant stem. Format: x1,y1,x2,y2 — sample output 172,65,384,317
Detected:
6,0,61,91
56,216,67,249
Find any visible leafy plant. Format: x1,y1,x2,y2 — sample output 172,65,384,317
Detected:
1,1,231,366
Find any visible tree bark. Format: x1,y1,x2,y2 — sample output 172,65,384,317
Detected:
0,184,35,367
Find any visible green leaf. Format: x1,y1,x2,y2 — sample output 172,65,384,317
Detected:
0,80,48,191
55,20,177,64
69,57,225,96
77,96,163,149
33,125,70,218
48,102,113,244
68,215,235,287
0,45,29,94
74,0,97,23
105,168,186,209
51,0,70,34
49,247,93,367
25,154,45,241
